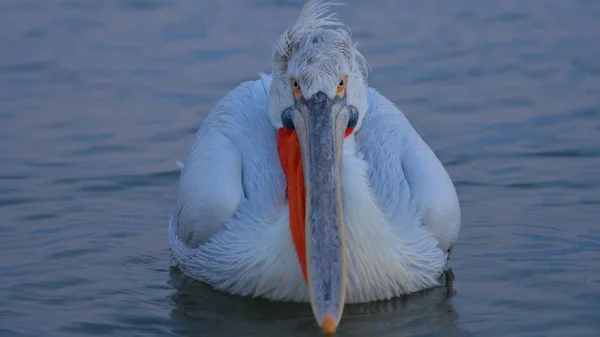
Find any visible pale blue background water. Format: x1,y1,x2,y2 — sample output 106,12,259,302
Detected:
1,0,599,336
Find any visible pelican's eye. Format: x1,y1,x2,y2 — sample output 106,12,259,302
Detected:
290,78,302,100
336,75,348,97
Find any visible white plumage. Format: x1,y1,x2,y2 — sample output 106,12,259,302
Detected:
169,0,460,327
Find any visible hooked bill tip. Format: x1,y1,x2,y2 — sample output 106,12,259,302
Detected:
321,314,338,335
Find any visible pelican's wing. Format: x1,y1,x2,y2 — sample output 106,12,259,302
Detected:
172,74,273,248
355,89,461,251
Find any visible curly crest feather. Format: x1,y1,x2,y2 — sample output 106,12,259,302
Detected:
272,0,369,81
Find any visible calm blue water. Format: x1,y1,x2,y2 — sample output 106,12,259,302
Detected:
1,0,600,336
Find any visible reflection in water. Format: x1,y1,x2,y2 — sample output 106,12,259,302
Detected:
168,267,470,336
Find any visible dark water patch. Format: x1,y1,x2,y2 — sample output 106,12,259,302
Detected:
523,107,600,128
103,231,138,239
0,61,52,74
148,130,188,143
96,288,145,297
255,0,306,10
504,180,593,190
0,185,17,194
495,96,534,108
43,120,72,130
191,48,241,62
20,213,59,221
437,103,480,114
22,276,89,291
582,199,600,205
125,254,160,266
0,197,37,207
144,283,172,291
43,67,79,85
61,170,180,193
485,12,529,23
399,96,431,107
23,222,76,236
0,328,37,337
58,0,108,10
521,148,600,158
572,55,600,75
0,112,14,119
74,182,122,194
518,222,568,233
69,144,134,156
412,68,467,85
185,126,199,135
113,314,174,331
67,132,114,143
57,17,102,34
454,8,476,21
29,161,73,168
153,91,210,106
0,262,46,279
2,232,93,251
514,232,585,246
453,180,493,188
568,106,599,119
59,322,122,336
48,246,109,260
119,0,170,11
443,154,475,168
522,66,561,79
129,68,167,78
0,226,16,234
163,20,207,42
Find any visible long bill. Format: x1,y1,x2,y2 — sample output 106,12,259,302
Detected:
277,92,348,334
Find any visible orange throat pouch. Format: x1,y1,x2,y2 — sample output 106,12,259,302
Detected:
277,128,308,282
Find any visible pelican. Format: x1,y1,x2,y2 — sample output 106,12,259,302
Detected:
169,0,460,333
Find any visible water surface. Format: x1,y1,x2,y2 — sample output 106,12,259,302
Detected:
1,0,600,336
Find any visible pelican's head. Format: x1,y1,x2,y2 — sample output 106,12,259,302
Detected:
268,1,369,333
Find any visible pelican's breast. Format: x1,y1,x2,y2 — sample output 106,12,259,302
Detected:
339,151,447,303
